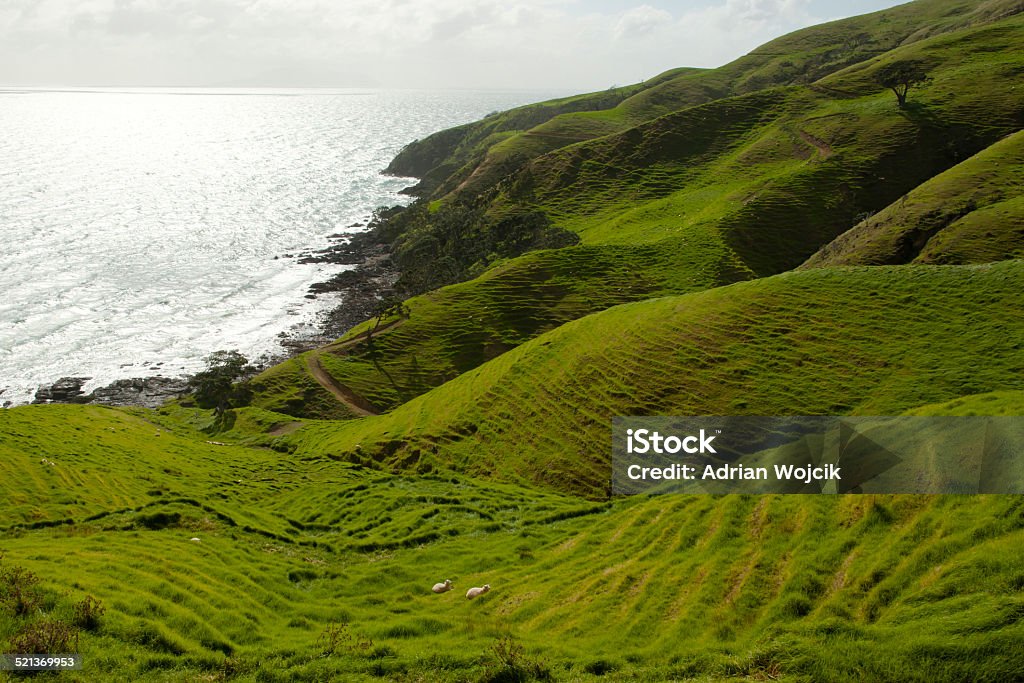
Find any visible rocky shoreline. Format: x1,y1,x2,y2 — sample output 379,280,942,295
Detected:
30,216,402,410
279,224,400,353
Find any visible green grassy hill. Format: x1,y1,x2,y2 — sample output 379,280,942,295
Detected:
392,0,1024,204
251,237,738,417
280,261,1024,498
803,129,1024,267
250,8,1024,418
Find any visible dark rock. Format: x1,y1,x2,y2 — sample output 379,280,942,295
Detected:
88,376,189,409
32,375,188,409
33,377,92,404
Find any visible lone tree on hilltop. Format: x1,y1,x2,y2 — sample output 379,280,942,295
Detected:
876,60,931,109
188,350,253,416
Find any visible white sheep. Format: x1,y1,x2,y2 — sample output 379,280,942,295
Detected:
432,579,453,594
466,584,490,600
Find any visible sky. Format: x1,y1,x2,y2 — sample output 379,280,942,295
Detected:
0,0,911,90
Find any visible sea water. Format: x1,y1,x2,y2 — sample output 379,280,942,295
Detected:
0,87,561,405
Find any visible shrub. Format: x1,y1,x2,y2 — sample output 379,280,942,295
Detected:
287,568,319,583
317,623,372,656
367,645,397,660
480,636,552,683
134,511,182,531
582,658,619,676
0,558,42,617
72,595,106,630
188,350,254,416
6,619,79,655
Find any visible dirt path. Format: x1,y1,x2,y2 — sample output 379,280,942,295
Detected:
268,421,305,436
798,130,834,159
324,318,406,355
305,354,379,417
303,316,407,415
808,83,863,99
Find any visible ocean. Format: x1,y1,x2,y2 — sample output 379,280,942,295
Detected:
0,87,562,406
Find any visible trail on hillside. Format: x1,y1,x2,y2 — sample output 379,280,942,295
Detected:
324,318,406,354
305,354,379,416
798,129,834,159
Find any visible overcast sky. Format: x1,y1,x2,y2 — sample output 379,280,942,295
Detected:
1,0,909,90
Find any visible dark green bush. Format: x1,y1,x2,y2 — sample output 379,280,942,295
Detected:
6,618,79,655
72,595,106,630
0,556,42,617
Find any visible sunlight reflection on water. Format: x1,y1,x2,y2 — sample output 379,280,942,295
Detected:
0,87,562,404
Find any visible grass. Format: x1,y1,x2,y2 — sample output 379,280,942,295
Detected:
272,233,744,415
3,450,1024,681
516,14,1024,260
247,357,359,420
803,129,1024,267
5,262,1023,680
902,390,1024,416
280,261,1024,498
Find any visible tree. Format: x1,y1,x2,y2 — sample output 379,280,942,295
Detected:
188,350,252,416
875,60,931,109
365,296,410,343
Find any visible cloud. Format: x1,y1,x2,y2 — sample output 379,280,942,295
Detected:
0,0,833,90
69,0,240,37
614,5,673,41
705,0,813,31
664,0,815,66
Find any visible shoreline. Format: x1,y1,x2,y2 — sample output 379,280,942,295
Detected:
25,212,402,410
280,221,400,353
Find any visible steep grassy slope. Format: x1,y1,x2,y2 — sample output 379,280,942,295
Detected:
248,356,362,420
249,12,1024,418
281,261,1024,498
803,129,1024,267
509,15,1024,258
383,77,683,197
257,235,743,415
